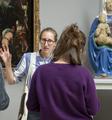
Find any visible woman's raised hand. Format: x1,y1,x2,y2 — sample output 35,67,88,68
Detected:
0,46,12,67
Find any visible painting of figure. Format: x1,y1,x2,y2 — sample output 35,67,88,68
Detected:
0,0,34,66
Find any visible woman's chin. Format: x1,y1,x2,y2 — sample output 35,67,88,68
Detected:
42,50,50,56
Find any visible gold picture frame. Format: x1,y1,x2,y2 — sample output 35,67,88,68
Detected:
34,0,40,51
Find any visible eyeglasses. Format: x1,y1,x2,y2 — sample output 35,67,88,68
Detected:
41,38,55,45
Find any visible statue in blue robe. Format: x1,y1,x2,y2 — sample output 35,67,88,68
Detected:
88,14,112,77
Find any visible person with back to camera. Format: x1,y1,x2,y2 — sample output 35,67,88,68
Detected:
0,27,57,120
27,24,100,120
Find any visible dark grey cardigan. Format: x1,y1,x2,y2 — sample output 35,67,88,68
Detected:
0,63,9,111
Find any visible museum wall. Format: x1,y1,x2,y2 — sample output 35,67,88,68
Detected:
40,0,101,37
40,0,102,73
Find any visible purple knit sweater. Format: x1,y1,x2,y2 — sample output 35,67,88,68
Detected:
27,63,100,120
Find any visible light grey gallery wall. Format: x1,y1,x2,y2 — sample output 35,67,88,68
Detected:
40,0,102,70
40,0,102,37
0,81,24,120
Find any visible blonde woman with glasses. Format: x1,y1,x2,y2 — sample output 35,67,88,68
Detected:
0,27,57,120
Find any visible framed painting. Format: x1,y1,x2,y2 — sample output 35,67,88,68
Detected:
0,0,40,66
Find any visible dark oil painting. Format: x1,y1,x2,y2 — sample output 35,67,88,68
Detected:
0,0,34,67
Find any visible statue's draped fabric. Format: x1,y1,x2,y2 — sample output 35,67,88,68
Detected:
88,15,112,76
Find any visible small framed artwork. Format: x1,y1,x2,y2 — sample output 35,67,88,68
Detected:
0,0,40,66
